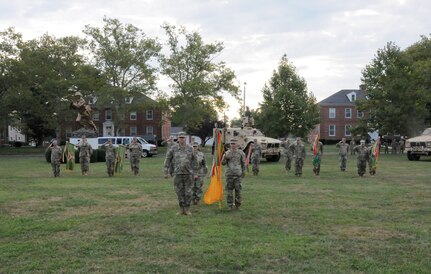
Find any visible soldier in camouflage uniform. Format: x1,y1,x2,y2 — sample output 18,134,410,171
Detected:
222,139,246,210
353,140,369,177
192,142,208,205
78,135,93,175
104,139,116,177
336,138,349,171
290,137,306,177
49,140,63,177
251,138,262,176
283,138,292,172
311,138,323,176
164,132,197,216
128,137,142,176
350,139,356,155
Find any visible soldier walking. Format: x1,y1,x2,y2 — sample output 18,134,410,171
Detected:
251,138,262,176
283,138,292,172
164,132,197,216
48,140,63,177
290,137,306,177
128,137,142,176
336,138,349,171
222,138,246,210
78,135,92,175
353,140,369,177
104,139,116,177
350,139,356,155
192,142,208,205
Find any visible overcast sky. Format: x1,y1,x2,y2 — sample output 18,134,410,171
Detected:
1,0,430,118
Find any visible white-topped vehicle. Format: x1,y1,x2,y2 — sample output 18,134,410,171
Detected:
405,128,431,161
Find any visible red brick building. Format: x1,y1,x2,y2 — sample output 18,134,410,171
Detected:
65,96,171,144
318,86,367,142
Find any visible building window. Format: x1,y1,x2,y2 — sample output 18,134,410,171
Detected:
345,125,352,136
351,94,356,101
345,108,352,119
146,126,153,135
66,127,72,138
146,110,153,120
329,125,336,136
105,110,112,120
357,110,364,118
93,111,99,121
329,108,336,119
130,126,137,136
130,111,137,120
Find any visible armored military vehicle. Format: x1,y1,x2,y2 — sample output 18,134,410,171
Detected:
405,128,431,161
216,116,282,162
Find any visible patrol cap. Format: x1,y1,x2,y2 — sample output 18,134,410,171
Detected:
178,132,186,138
192,142,199,147
74,91,83,97
230,138,238,144
360,140,365,144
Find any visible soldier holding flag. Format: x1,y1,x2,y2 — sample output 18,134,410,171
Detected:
311,135,323,176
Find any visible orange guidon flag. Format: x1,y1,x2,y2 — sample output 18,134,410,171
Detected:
204,130,224,206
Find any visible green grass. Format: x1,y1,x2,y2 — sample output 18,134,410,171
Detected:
0,146,430,273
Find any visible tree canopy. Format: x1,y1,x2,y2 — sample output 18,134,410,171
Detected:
254,55,319,138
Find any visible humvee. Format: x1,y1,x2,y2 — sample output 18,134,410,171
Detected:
405,128,431,161
215,117,282,162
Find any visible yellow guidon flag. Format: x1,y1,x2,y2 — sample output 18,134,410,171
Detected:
115,145,126,174
204,129,224,207
63,142,76,171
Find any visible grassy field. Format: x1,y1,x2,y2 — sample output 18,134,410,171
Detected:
0,146,430,273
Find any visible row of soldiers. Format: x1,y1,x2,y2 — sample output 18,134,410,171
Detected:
48,136,143,177
279,137,379,178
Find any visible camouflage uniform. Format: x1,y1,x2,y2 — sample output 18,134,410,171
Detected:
78,140,93,175
164,140,197,215
336,140,349,171
192,146,208,205
104,142,116,177
222,145,246,209
50,144,63,177
251,143,262,176
128,141,142,175
353,142,369,177
290,141,306,177
283,140,292,172
311,141,323,176
350,140,356,155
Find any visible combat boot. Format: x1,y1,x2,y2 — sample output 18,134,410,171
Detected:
183,207,192,216
176,207,184,215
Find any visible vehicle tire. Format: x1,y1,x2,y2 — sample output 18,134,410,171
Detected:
414,155,420,161
407,151,414,161
142,150,149,158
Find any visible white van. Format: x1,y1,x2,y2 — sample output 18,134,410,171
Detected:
69,136,157,158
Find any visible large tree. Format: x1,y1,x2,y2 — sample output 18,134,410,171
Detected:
1,31,95,145
159,23,239,134
357,39,431,136
254,54,319,138
83,17,161,135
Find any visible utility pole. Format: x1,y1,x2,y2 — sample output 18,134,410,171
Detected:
243,82,247,116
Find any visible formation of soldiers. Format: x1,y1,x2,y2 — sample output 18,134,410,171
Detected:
47,132,386,216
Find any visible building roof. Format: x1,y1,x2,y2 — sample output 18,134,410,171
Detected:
319,89,366,106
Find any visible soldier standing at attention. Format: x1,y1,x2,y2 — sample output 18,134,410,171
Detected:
283,138,292,173
192,142,208,205
350,139,356,155
251,138,262,176
353,140,369,177
48,140,63,177
222,139,246,210
78,135,93,176
104,139,116,177
128,137,142,176
290,137,306,177
336,138,349,171
164,132,197,216
311,138,323,176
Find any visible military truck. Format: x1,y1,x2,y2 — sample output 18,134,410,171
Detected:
216,117,282,162
405,128,431,161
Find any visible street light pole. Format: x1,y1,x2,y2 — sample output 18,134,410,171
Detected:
243,82,247,116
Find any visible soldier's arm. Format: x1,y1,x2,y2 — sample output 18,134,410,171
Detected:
241,152,246,177
221,151,229,165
